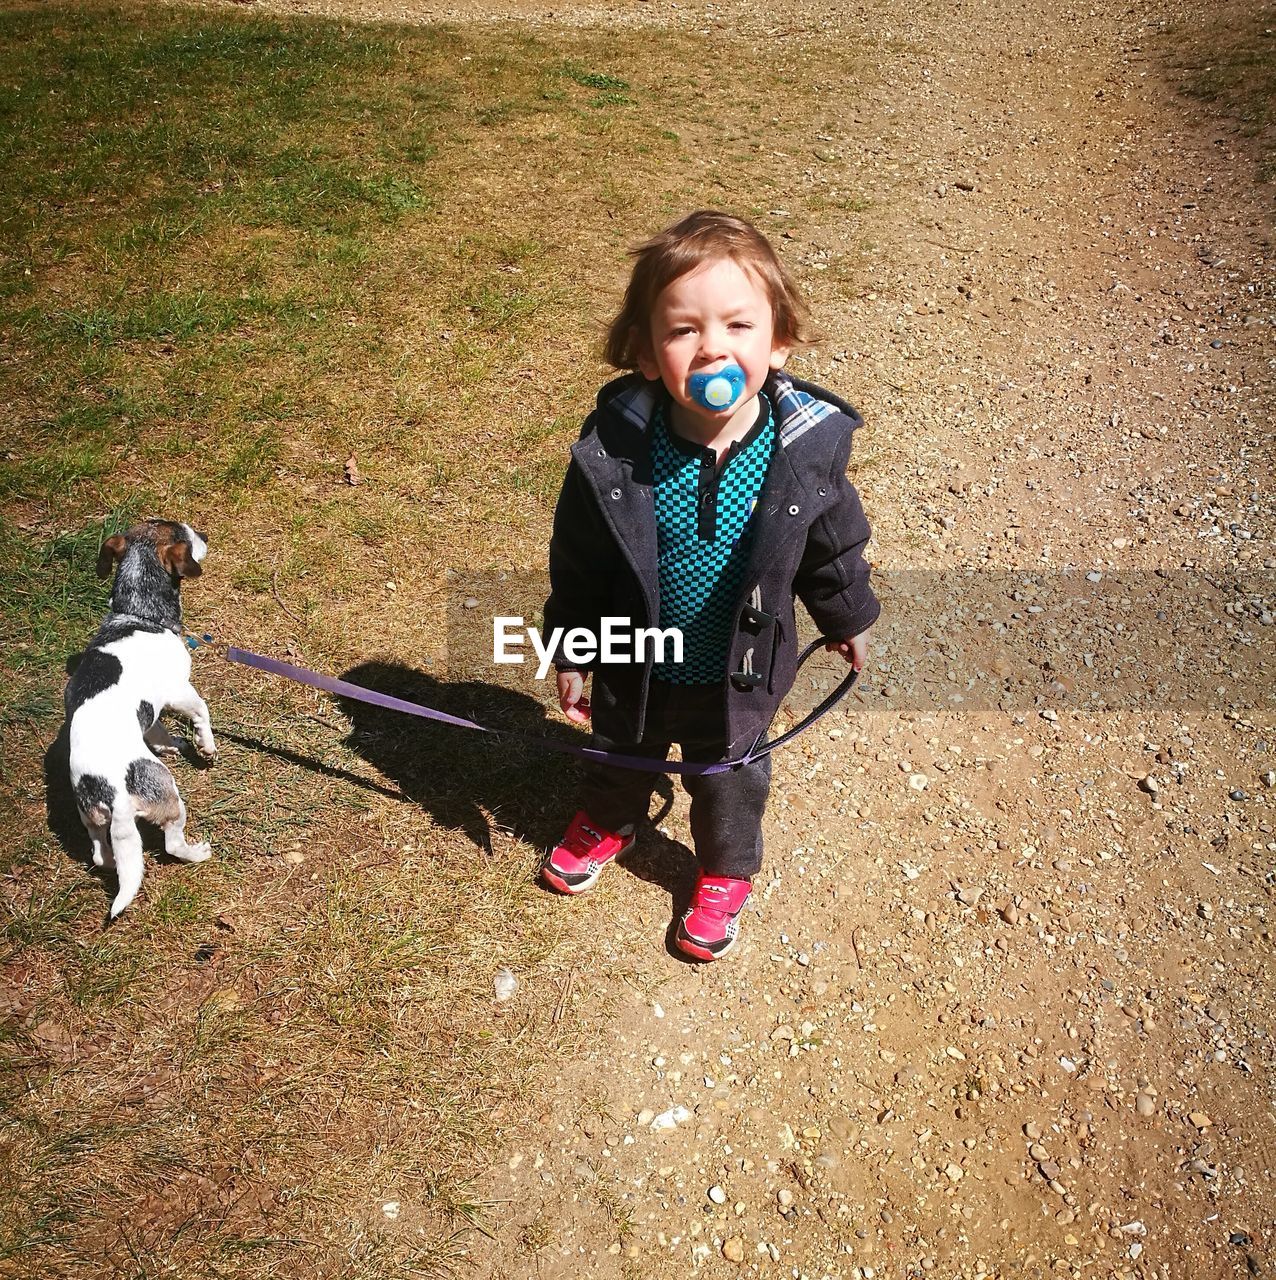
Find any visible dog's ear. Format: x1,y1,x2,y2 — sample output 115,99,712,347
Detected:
158,539,203,580
96,535,127,579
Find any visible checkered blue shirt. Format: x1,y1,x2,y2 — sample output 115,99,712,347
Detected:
651,397,777,683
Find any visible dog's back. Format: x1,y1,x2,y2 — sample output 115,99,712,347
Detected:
67,620,192,782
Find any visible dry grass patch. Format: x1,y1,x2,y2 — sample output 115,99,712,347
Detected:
0,2,877,1274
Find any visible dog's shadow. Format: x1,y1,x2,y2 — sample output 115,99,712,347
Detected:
337,662,694,902
44,721,93,865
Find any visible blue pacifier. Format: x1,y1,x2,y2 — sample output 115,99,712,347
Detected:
688,363,746,412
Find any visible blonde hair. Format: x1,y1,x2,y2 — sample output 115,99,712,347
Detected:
603,209,811,370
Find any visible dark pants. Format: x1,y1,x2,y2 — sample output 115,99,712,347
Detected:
581,679,771,880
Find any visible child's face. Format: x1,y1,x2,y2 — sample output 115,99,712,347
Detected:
637,258,790,422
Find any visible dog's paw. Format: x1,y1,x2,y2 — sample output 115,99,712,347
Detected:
182,841,213,864
195,740,218,763
151,742,183,758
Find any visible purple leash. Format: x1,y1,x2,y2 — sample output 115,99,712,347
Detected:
223,641,857,776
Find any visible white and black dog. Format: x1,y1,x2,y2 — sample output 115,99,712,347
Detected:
65,519,216,918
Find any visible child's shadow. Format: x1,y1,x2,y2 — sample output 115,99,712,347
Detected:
337,662,684,870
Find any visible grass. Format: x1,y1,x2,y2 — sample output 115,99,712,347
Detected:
0,3,873,1276
1167,1,1276,181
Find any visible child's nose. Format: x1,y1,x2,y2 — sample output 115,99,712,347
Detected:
698,325,730,361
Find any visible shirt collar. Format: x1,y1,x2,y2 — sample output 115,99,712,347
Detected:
656,393,773,464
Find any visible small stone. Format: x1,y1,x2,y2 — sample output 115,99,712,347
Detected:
637,1108,655,1127
777,1189,795,1210
651,1105,691,1131
1138,774,1159,795
1001,904,1020,925
708,1184,727,1205
909,773,929,791
723,1238,745,1263
1188,1111,1213,1130
1024,1122,1043,1140
1029,1143,1049,1161
944,1162,964,1183
1135,1093,1156,1117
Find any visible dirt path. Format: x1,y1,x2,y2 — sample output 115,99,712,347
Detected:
253,0,1271,1273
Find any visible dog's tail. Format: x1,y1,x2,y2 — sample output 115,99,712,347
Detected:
108,806,145,919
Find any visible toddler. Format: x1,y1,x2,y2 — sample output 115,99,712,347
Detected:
541,209,879,960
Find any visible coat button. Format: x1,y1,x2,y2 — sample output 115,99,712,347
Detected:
597,448,606,458
610,488,622,500
788,504,800,516
817,487,828,496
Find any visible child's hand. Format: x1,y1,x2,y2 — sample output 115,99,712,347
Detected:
825,629,870,672
557,670,591,723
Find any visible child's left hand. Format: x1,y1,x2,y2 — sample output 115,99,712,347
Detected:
825,629,870,672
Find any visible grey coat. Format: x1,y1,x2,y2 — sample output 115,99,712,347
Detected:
545,370,880,750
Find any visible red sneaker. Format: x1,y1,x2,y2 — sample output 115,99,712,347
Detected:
675,874,752,961
542,811,636,895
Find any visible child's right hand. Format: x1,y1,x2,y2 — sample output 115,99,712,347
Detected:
557,670,591,723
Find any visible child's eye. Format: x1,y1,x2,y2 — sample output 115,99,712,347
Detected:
669,326,695,338
729,322,754,331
